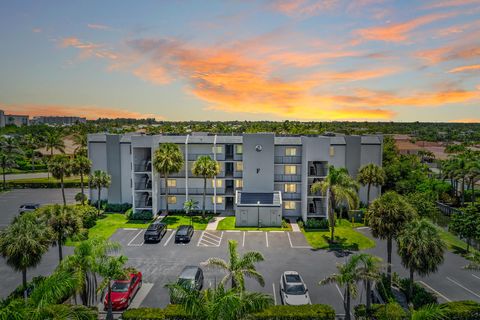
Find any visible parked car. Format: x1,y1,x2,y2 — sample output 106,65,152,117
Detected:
144,221,167,243
175,225,194,243
104,271,142,311
178,266,204,290
279,271,311,305
19,203,40,215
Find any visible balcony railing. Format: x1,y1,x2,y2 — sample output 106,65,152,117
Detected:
275,156,302,164
274,174,302,182
134,162,152,172
166,187,225,195
282,193,301,200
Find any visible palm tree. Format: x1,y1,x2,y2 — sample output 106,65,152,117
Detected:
202,240,264,290
397,219,446,300
23,133,43,172
72,132,87,156
166,283,273,320
72,156,92,205
310,165,360,242
356,253,382,311
192,156,221,217
41,205,83,263
184,199,199,226
48,154,72,206
153,143,184,215
97,254,128,320
0,137,22,189
466,159,480,203
61,239,121,307
44,129,65,179
357,163,385,206
366,191,417,288
319,254,364,320
89,170,111,214
0,212,52,287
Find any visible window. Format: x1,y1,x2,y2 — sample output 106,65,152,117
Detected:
284,165,297,175
167,196,177,204
236,161,243,172
329,146,335,157
284,201,296,210
212,146,223,154
235,179,243,188
211,179,223,188
284,183,297,193
212,196,223,204
236,145,243,154
167,179,176,188
285,147,297,156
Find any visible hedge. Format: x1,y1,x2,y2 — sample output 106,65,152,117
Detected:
253,305,335,319
443,300,480,320
123,305,335,320
6,180,83,189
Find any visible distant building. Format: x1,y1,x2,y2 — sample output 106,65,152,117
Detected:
32,116,87,126
0,110,29,127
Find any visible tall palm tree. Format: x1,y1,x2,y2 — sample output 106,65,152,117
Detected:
356,253,382,311
61,239,121,307
319,254,364,320
97,254,128,320
397,219,446,300
310,165,360,242
72,156,92,205
366,191,417,288
23,133,43,172
166,283,273,320
192,156,221,218
48,154,72,206
72,132,87,156
0,137,22,189
89,170,111,214
153,143,184,215
357,163,385,206
44,130,65,179
466,159,480,203
0,212,52,287
41,205,83,263
202,240,264,290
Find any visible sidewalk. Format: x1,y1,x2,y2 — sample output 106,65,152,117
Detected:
206,216,226,230
288,218,301,232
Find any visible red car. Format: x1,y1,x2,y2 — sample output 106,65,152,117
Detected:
104,271,142,310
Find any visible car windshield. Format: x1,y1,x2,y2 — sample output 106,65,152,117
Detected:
285,284,306,295
177,228,189,235
285,274,302,282
147,225,159,231
178,278,195,288
111,282,129,292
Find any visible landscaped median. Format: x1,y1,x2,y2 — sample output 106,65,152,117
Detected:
161,214,213,230
301,219,375,251
6,176,87,188
216,216,292,231
122,304,336,320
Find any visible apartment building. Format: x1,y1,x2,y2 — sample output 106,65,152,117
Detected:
32,116,87,125
88,133,382,226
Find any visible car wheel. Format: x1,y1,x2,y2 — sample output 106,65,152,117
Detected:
139,280,143,289
128,297,132,308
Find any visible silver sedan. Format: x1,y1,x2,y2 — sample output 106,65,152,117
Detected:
279,271,311,305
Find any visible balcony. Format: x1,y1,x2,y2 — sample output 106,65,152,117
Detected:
135,192,152,208
308,161,328,177
134,160,152,172
275,156,302,164
282,193,301,200
307,200,327,217
274,174,301,182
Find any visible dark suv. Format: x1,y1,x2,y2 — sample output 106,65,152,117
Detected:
143,221,167,243
175,225,194,243
19,203,40,215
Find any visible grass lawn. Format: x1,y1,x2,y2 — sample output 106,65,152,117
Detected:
216,216,292,231
8,176,86,184
161,215,213,230
302,219,375,251
433,224,480,256
66,213,151,246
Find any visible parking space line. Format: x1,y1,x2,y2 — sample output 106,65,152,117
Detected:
269,231,284,233
127,229,144,247
472,274,480,281
447,277,480,299
418,281,451,302
164,231,175,246
242,231,245,247
226,230,241,233
335,284,344,300
247,230,262,232
123,228,139,231
265,232,269,247
272,283,277,305
286,232,311,249
197,231,223,247
198,238,220,246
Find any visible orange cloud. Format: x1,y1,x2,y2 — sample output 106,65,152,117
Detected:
60,37,118,60
416,44,480,64
32,28,42,33
355,12,454,42
1,104,163,120
449,118,480,123
267,50,362,67
449,64,480,72
270,0,340,17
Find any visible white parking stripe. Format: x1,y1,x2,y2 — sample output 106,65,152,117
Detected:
242,231,245,247
197,231,223,247
225,230,241,233
286,232,311,249
164,231,175,246
127,229,144,247
198,238,220,246
247,230,262,232
418,281,451,302
447,277,480,299
472,274,480,281
265,232,269,247
272,283,277,305
335,284,344,300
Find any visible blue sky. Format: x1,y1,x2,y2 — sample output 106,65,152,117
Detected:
0,0,479,122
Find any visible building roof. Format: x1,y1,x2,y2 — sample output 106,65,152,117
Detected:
361,136,382,144
274,136,302,145
236,191,282,206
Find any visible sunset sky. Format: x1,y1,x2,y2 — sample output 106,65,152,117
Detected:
0,0,479,122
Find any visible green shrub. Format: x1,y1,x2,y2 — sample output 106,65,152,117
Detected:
304,218,329,230
104,202,132,213
122,308,165,320
399,278,437,308
6,276,46,302
7,181,83,189
252,304,335,319
163,304,193,320
442,300,480,320
376,273,395,301
281,219,290,229
355,303,406,320
131,210,153,220
76,205,99,229
125,208,133,219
